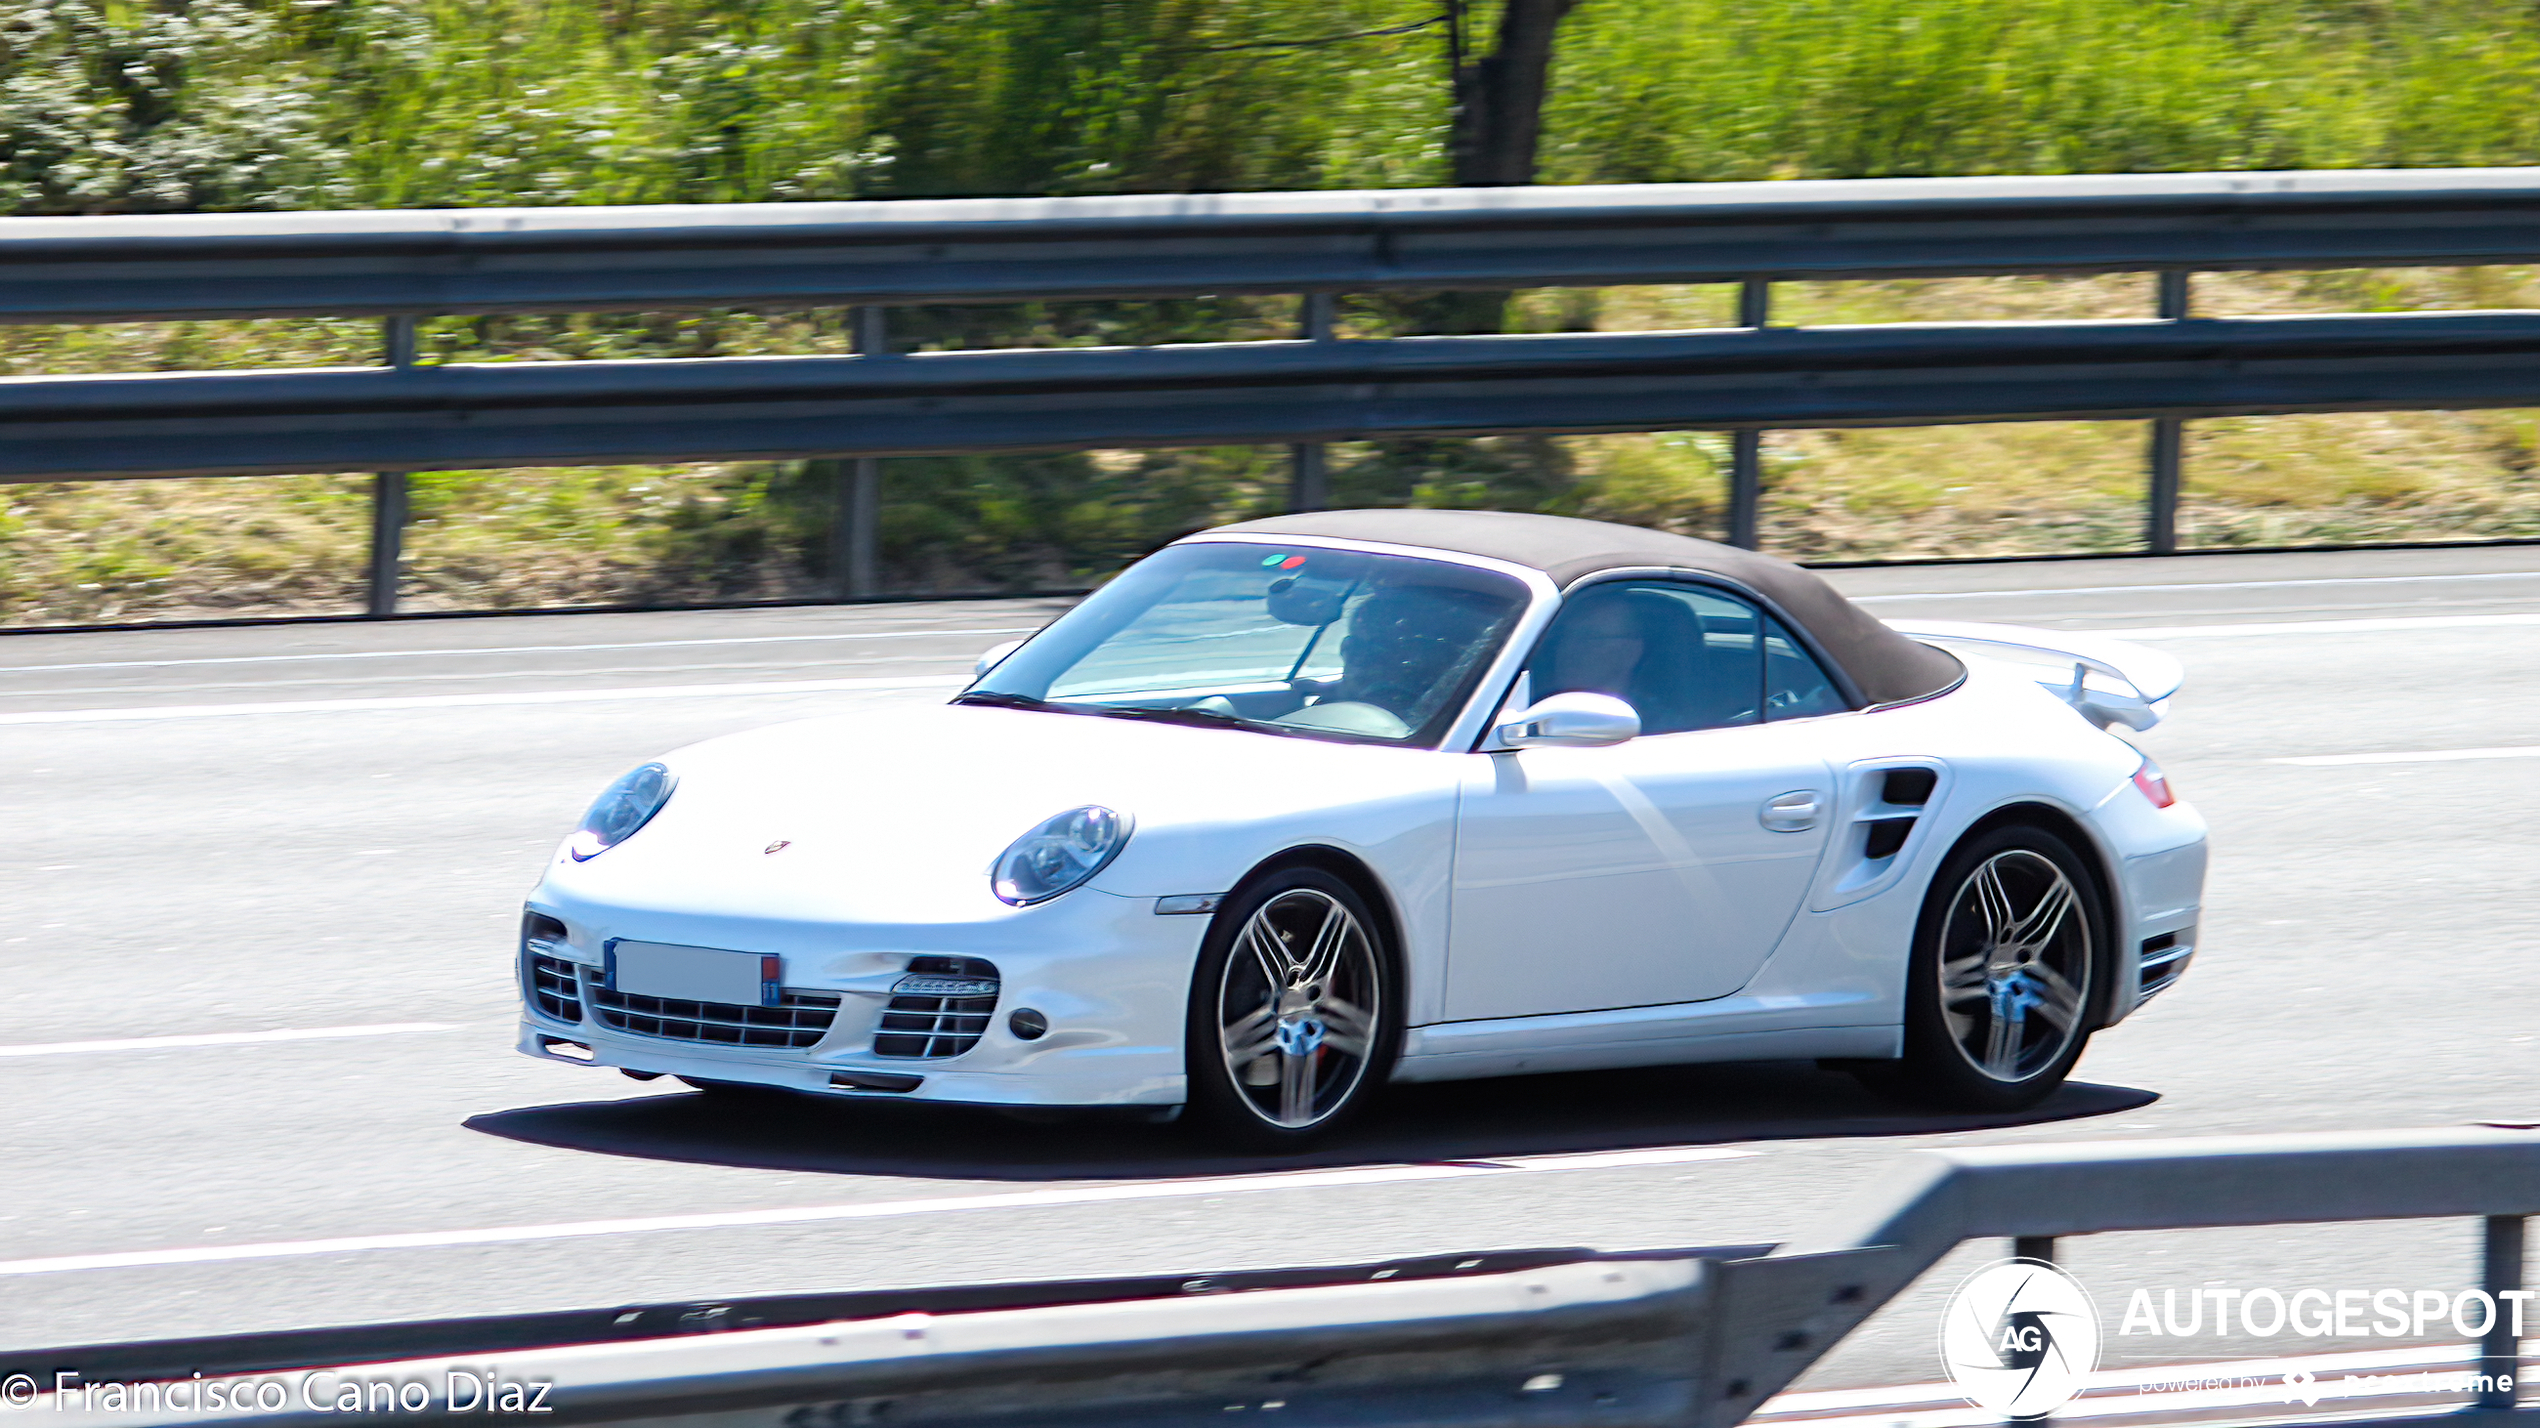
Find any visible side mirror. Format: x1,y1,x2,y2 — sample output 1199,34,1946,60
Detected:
974,639,1026,679
1495,691,1640,749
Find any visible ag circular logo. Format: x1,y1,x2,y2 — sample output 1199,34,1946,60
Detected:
1940,1258,2102,1418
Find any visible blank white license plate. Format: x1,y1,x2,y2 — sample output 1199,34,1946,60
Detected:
608,941,778,1006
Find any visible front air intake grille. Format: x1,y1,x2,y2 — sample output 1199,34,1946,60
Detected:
526,953,584,1023
520,910,583,1023
873,956,1001,1060
581,967,841,1049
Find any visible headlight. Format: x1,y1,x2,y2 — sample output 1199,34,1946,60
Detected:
991,806,1130,905
566,762,676,861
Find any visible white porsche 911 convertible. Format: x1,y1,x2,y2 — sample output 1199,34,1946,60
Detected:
517,509,2205,1143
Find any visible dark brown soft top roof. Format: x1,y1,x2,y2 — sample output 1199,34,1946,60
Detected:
1210,509,1961,707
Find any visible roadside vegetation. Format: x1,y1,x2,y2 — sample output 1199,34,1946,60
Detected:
7,0,2540,622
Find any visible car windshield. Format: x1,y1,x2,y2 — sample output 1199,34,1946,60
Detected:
961,541,1532,747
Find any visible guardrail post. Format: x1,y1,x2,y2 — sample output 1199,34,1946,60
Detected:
2484,1215,2525,1409
1728,432,1763,550
1738,279,1770,331
2146,271,2192,555
366,473,407,618
1726,281,1770,550
1289,293,1337,513
366,316,417,618
835,459,880,600
831,308,889,600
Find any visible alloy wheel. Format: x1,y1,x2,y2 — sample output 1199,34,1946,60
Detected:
1936,849,2091,1083
1216,887,1381,1129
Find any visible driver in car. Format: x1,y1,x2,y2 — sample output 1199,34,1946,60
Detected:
1280,585,1507,737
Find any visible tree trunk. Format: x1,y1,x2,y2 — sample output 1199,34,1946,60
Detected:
1418,0,1581,335
1448,0,1581,188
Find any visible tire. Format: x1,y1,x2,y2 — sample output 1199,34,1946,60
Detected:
1184,866,1401,1146
1895,823,2106,1112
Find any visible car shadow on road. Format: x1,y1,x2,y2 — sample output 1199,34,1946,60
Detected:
463,1060,2156,1182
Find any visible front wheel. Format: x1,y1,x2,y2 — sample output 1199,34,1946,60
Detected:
1184,867,1399,1146
1896,824,2105,1111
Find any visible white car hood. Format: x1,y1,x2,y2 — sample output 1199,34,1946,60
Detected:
541,702,1458,924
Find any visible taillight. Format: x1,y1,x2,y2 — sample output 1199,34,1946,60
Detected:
2131,753,2176,809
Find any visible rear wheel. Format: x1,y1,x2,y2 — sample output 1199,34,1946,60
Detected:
1184,867,1398,1145
1896,824,2104,1111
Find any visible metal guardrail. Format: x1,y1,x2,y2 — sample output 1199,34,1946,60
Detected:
2,1248,1731,1393
18,311,2540,481
12,167,2540,321
28,1126,2540,1428
16,167,2540,621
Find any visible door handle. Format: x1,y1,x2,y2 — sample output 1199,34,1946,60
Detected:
1760,790,1822,832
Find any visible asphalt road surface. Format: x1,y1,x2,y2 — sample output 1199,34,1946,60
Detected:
7,542,2540,1395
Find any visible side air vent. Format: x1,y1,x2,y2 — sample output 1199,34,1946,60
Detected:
1863,817,1916,861
874,955,1002,1060
1818,762,1948,912
1882,768,1938,806
1859,765,1941,863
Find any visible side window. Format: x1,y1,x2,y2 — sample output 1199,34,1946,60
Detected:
1763,615,1848,720
1527,581,1763,735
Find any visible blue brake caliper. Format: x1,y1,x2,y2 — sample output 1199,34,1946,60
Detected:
1990,969,2047,1026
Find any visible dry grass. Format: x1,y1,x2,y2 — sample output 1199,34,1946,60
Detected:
1543,271,2540,558
0,476,373,624
2184,410,2540,548
0,463,829,626
13,268,2540,627
1756,422,2150,562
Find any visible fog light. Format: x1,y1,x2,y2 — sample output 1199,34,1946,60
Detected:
1008,1008,1049,1041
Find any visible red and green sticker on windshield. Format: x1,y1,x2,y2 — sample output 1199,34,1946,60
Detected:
1260,553,1307,570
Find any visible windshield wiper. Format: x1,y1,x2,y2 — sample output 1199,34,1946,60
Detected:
957,693,1256,732
1095,704,1253,730
952,690,1056,711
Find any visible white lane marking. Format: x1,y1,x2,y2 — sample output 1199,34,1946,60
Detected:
7,650,973,703
1763,1341,2467,1416
0,1145,1753,1278
1756,1342,2476,1428
2098,611,2540,639
0,626,1042,675
2272,745,2540,767
0,1023,462,1057
0,675,965,726
1854,570,2540,602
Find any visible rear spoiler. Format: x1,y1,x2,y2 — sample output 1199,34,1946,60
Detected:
1883,619,2182,731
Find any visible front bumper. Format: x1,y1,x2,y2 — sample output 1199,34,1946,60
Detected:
514,888,1199,1107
